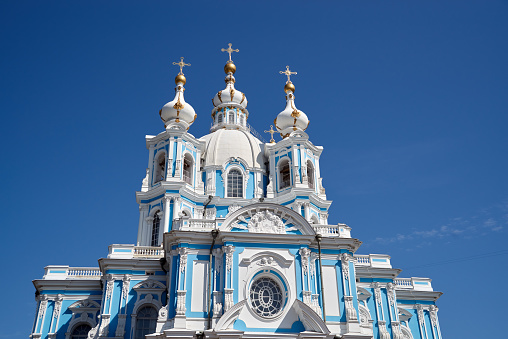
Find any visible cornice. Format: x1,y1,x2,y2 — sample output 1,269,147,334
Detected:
396,290,444,302
355,266,403,280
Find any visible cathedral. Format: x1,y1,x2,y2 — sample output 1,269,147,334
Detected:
30,44,443,339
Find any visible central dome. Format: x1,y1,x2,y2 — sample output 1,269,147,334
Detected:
200,129,265,169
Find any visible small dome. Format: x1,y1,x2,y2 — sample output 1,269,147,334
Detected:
274,90,309,138
200,129,265,169
212,73,248,109
159,80,196,128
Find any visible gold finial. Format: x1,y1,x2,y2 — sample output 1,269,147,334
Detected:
173,57,191,75
264,125,276,143
280,65,297,83
221,43,239,62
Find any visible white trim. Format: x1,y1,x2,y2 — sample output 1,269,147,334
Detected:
222,164,247,198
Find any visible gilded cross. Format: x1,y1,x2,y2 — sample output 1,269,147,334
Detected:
264,125,276,143
221,43,239,62
279,65,297,83
173,57,191,75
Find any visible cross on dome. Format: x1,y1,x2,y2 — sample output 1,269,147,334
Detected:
264,125,276,143
221,43,239,62
280,65,297,83
173,57,191,75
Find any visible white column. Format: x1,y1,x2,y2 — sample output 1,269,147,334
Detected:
163,196,172,233
303,202,310,221
173,197,181,220
168,139,174,177
137,205,149,246
148,144,155,184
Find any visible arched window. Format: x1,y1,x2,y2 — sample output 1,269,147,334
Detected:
134,306,158,339
307,160,314,189
71,324,92,339
227,169,243,198
183,154,193,185
279,160,291,189
218,113,223,124
228,110,235,124
151,213,160,246
239,114,245,126
154,153,166,184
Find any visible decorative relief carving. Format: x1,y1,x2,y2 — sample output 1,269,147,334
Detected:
122,276,130,299
344,295,358,321
53,295,63,319
299,248,310,275
224,245,235,272
213,248,222,277
256,256,275,267
158,304,168,320
224,288,234,312
386,282,395,306
115,314,127,337
416,305,425,326
213,291,223,317
372,282,382,305
429,305,438,327
37,295,48,320
245,210,297,234
311,294,321,316
341,253,350,280
228,204,242,214
378,320,390,339
302,290,312,307
391,321,403,339
105,275,114,300
98,314,110,337
178,248,188,273
176,290,186,316
309,252,317,277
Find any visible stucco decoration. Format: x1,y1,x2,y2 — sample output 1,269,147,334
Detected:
221,202,315,235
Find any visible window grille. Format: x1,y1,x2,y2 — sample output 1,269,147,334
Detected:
71,324,92,339
249,277,284,318
240,114,244,125
228,111,235,124
218,114,223,124
279,160,291,189
227,169,243,198
307,160,314,189
151,213,160,246
134,306,158,339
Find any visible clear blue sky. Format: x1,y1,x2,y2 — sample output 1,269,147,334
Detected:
1,1,507,338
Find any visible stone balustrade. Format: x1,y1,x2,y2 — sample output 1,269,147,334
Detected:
43,266,102,280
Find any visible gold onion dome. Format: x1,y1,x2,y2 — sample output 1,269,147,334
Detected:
159,57,196,129
274,66,309,138
212,43,248,110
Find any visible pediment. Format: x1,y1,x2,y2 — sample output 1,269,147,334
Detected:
220,203,315,236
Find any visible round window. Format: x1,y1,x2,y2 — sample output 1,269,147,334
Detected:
249,276,284,318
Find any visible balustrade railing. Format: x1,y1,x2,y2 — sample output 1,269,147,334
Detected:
133,246,164,258
395,278,413,289
354,255,371,265
67,267,102,277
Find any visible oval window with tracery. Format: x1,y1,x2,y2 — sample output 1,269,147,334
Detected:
249,276,284,318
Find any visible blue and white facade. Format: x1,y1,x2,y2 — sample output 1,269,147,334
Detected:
31,51,443,339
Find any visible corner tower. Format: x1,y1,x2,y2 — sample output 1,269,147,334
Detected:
265,66,330,224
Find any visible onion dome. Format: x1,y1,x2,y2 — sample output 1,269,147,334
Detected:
274,66,309,138
159,57,196,129
210,43,249,132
